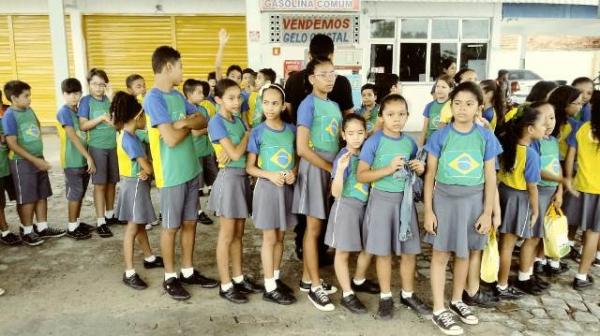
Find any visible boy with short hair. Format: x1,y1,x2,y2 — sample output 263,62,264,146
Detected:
247,68,277,128
2,80,63,246
241,67,256,94
182,79,215,225
57,78,97,240
126,74,147,99
144,46,218,300
355,83,380,132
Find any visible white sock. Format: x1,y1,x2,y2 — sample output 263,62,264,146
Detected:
221,282,233,291
1,230,10,237
198,209,203,215
21,225,33,234
301,279,311,285
579,246,583,254
164,273,177,281
575,273,588,281
549,260,560,268
97,217,106,227
496,284,508,290
433,309,446,316
274,269,281,280
232,275,244,283
181,267,194,278
77,217,81,224
342,291,354,298
105,210,114,218
68,222,79,232
125,269,136,278
264,278,277,292
451,300,462,305
311,285,323,292
596,251,600,259
401,290,413,299
353,278,366,286
568,240,575,247
535,257,546,265
36,222,48,231
380,292,392,299
144,255,156,263
518,271,530,281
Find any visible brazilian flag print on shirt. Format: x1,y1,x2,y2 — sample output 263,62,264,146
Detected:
2,107,43,160
247,122,296,172
297,94,342,154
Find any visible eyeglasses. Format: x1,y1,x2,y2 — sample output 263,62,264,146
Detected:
314,72,337,80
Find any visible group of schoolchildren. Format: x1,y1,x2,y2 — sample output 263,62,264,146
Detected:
0,30,599,336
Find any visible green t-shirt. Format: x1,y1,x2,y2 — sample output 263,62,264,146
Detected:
208,113,247,169
79,95,116,149
355,104,380,132
539,137,560,188
192,105,213,158
334,148,369,202
4,107,43,160
0,121,10,177
143,88,201,188
424,100,446,139
57,105,87,168
297,94,342,154
248,122,295,172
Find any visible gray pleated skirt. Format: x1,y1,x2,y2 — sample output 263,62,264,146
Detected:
324,197,366,252
534,186,557,238
207,168,251,219
498,183,534,239
563,191,582,227
115,176,157,224
564,192,600,232
362,189,421,256
423,183,487,259
292,151,337,220
252,177,297,230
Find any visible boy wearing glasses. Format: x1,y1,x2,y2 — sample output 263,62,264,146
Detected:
79,68,120,238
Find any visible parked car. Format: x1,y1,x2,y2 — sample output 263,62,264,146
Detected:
507,69,543,105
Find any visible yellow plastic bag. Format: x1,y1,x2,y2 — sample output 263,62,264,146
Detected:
544,204,570,259
480,229,499,283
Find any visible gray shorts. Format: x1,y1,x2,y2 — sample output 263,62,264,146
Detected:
0,175,16,208
89,147,119,185
160,177,200,229
201,155,219,187
64,167,90,201
9,159,53,205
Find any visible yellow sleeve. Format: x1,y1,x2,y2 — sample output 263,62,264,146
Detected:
504,107,518,123
439,101,452,123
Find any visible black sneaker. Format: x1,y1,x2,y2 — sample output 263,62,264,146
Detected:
432,310,464,336
532,274,550,290
35,226,66,238
106,216,127,225
143,256,164,269
401,294,432,317
299,279,338,295
78,222,95,233
197,212,213,225
544,263,568,276
180,270,219,288
351,279,380,294
573,275,594,291
308,287,334,312
21,231,44,246
493,284,524,300
66,226,92,240
263,288,296,305
276,279,294,295
593,258,600,268
568,248,581,262
449,301,478,325
234,276,264,294
163,277,190,300
514,279,544,296
377,297,394,320
0,232,22,245
123,273,148,290
340,294,367,314
533,261,545,275
96,224,113,238
219,286,248,304
462,290,498,308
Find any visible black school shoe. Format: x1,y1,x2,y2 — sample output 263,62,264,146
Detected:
400,294,432,317
96,224,113,238
340,294,367,314
573,275,594,291
492,284,524,300
66,226,92,240
197,212,213,225
78,222,95,233
106,216,127,226
532,274,550,290
533,261,545,275
233,276,264,294
219,286,248,304
180,270,219,288
462,290,498,308
514,279,544,296
276,279,294,295
123,273,148,290
377,297,394,320
163,277,191,301
263,288,296,305
351,279,380,294
20,231,44,246
143,256,164,269
35,226,66,238
0,232,22,245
